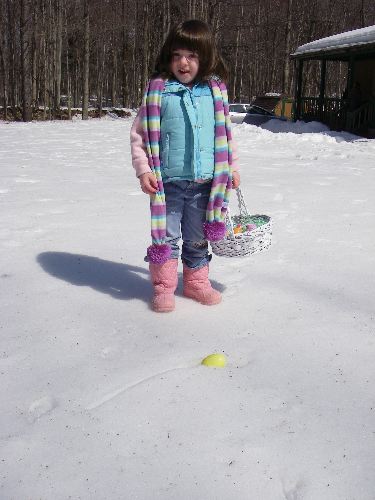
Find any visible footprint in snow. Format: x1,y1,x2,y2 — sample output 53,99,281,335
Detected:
2,240,22,248
222,284,242,297
49,209,67,215
100,346,120,360
312,181,331,186
28,396,58,423
273,211,289,220
351,199,367,205
282,479,306,500
15,178,40,184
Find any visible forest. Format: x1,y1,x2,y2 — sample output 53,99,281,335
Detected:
1,0,374,121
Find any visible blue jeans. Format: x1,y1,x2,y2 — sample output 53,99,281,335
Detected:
164,180,212,269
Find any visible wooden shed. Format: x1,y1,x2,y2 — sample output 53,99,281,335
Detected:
291,25,375,137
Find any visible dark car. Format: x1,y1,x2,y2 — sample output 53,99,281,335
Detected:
229,103,252,123
243,104,286,126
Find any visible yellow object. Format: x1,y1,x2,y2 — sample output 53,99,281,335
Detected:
233,226,242,234
201,353,227,368
274,97,294,119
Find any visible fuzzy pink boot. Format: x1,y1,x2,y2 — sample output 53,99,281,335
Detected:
183,264,221,305
149,259,178,312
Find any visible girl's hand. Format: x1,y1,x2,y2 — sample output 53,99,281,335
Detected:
232,171,241,189
139,172,158,194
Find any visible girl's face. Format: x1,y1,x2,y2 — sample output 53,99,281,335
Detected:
170,48,199,85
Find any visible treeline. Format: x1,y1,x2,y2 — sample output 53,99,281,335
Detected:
0,0,374,121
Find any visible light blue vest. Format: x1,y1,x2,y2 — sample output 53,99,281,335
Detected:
160,80,215,182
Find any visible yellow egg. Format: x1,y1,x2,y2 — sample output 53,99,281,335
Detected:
201,353,227,368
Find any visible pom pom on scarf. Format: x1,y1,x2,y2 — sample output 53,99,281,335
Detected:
203,221,227,242
147,243,172,264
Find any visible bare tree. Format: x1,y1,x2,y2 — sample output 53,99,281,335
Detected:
82,0,90,120
54,0,63,110
282,0,293,94
20,0,33,120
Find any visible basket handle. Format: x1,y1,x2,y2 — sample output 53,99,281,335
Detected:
223,187,249,239
225,207,234,238
235,187,250,218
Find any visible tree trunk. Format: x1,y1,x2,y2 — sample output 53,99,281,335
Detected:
20,0,33,121
7,0,18,117
0,0,9,119
82,0,90,120
31,3,37,107
140,1,149,99
67,51,71,119
121,0,129,108
55,0,63,110
232,5,243,101
112,48,117,108
163,0,170,35
64,3,71,119
0,45,8,119
282,0,293,94
74,50,80,107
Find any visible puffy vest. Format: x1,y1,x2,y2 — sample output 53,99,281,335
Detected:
160,80,215,182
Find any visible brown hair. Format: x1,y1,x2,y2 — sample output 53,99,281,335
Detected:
154,19,228,83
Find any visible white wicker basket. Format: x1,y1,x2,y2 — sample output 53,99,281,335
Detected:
210,188,272,257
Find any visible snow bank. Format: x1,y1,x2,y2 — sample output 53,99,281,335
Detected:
236,119,360,143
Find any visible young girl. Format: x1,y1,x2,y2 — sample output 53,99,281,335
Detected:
130,19,240,312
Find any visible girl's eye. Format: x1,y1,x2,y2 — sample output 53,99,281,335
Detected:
172,53,198,61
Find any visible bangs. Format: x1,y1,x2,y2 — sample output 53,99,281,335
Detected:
170,32,203,55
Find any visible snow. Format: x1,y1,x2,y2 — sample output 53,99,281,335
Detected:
292,24,375,56
229,111,247,124
260,119,358,138
1,117,375,499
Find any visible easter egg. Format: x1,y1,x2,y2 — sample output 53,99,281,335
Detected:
201,353,227,368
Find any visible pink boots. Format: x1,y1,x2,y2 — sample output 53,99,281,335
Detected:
149,261,221,312
149,259,178,312
183,264,221,305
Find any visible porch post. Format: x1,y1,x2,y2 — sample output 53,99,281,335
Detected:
347,55,354,91
294,59,303,120
319,59,326,121
345,55,355,131
319,59,326,99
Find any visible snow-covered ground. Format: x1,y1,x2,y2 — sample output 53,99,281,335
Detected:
1,117,375,500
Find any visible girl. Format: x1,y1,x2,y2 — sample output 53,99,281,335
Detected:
130,19,240,312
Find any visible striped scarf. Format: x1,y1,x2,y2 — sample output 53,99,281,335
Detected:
141,77,233,264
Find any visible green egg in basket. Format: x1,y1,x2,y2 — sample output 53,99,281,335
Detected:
210,188,272,257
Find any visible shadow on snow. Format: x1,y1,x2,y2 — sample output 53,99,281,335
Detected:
37,251,225,303
37,251,151,302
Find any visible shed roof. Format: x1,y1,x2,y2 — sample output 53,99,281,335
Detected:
291,25,375,60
